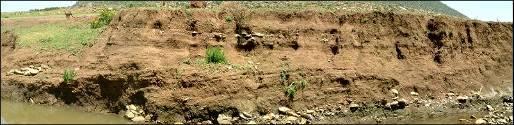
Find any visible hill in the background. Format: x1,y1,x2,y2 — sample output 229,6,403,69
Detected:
370,1,468,18
73,1,468,19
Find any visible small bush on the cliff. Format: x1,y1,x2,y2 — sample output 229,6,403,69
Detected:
225,16,234,22
284,79,308,101
90,8,115,29
63,69,76,84
206,47,226,64
285,83,297,100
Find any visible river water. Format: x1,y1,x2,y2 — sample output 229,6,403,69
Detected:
1,100,130,124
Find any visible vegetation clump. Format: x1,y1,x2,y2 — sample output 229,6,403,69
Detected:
206,47,227,64
90,8,116,29
63,69,76,84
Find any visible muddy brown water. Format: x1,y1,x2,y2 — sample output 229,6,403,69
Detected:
1,100,131,124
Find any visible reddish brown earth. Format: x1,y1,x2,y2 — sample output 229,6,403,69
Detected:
1,8,512,123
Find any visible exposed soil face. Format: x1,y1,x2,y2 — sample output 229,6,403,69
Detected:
1,9,512,123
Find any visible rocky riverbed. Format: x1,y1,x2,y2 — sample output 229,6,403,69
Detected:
121,89,513,124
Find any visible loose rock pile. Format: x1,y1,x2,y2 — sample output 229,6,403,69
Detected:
236,31,264,50
383,89,410,110
124,104,151,123
473,96,513,124
8,64,50,76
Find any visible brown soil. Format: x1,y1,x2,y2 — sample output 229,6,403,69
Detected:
1,8,512,123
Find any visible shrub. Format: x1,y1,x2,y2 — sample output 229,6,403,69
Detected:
224,16,234,22
90,8,116,29
206,47,226,64
63,69,76,84
285,83,297,100
283,79,308,101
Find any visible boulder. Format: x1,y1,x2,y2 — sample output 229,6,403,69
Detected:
240,112,252,119
456,96,469,103
26,68,39,76
305,110,315,114
391,89,399,96
127,104,137,111
262,113,274,120
300,113,314,120
285,116,298,122
349,103,360,112
278,107,299,117
486,105,494,111
131,116,146,122
410,91,419,96
278,107,291,114
398,98,409,107
217,114,232,124
125,111,135,119
475,118,487,124
252,32,264,38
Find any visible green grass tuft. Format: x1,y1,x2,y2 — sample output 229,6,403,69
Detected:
63,69,76,84
206,47,227,64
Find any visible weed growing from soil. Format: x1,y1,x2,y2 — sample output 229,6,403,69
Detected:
90,8,116,29
284,80,308,101
63,69,76,84
206,47,227,64
285,83,297,100
279,63,290,85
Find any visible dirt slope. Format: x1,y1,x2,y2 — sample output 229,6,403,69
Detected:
1,8,512,123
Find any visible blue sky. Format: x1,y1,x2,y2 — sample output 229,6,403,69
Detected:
1,1,512,22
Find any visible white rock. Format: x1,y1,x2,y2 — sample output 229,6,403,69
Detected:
278,106,290,113
398,98,409,106
486,105,494,111
475,118,487,124
217,114,232,124
144,115,152,120
247,121,256,124
410,91,419,96
349,103,360,112
391,89,399,96
26,68,39,75
12,69,24,75
446,93,456,96
131,116,146,122
20,67,31,71
300,113,314,120
125,111,135,119
252,32,264,38
278,106,299,116
456,96,469,103
240,112,252,119
305,110,315,114
41,64,50,69
262,113,274,120
127,104,137,111
392,96,399,101
285,116,298,121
